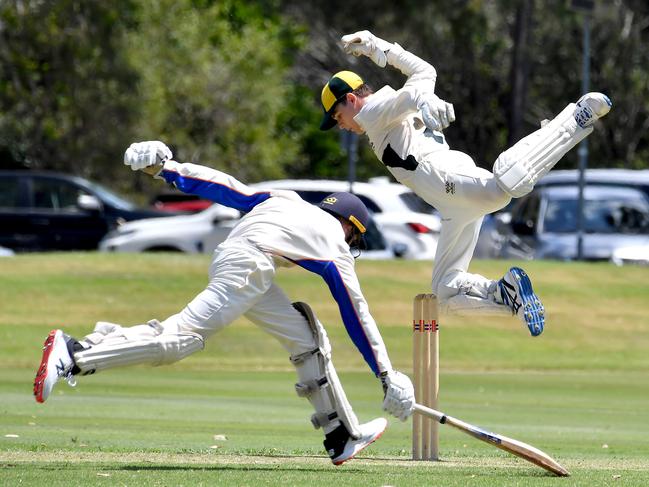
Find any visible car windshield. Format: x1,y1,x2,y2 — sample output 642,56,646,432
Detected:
544,196,649,234
85,181,137,210
399,191,436,214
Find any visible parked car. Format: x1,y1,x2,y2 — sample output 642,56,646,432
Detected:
99,197,398,259
99,203,241,253
475,168,649,259
0,171,169,251
536,168,649,197
249,178,441,259
99,181,406,259
499,184,649,261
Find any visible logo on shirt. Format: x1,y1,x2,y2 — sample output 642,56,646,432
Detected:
445,180,456,195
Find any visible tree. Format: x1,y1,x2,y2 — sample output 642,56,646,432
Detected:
125,0,305,183
0,0,138,180
282,0,649,172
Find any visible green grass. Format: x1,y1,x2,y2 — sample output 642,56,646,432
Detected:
1,253,649,486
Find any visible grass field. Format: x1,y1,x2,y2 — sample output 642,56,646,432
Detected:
1,253,648,486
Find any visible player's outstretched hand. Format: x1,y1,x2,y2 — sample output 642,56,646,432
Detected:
381,370,415,421
124,141,172,177
419,95,455,132
341,30,392,68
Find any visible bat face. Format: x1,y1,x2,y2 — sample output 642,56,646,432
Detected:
415,404,570,477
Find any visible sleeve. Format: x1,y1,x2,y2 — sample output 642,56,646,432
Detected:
297,254,393,376
387,42,437,90
159,160,271,213
360,44,438,129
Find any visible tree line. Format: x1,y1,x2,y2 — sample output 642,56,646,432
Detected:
1,0,647,197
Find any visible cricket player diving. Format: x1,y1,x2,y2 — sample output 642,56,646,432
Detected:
320,30,612,336
33,141,416,465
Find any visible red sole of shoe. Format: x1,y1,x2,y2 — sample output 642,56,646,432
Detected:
33,330,57,403
333,427,386,466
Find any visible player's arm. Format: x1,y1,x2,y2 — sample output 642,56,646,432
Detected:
318,254,414,421
341,30,436,88
123,141,270,213
342,30,454,131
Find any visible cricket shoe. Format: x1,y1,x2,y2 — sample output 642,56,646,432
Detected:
497,267,545,337
33,329,77,403
574,92,612,128
325,418,387,465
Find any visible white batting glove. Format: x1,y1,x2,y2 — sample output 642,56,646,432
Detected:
381,370,415,422
419,95,455,132
124,141,172,176
341,30,393,68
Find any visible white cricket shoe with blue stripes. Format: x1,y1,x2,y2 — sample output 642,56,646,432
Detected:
497,267,545,336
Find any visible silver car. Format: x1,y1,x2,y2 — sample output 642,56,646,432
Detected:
500,184,649,261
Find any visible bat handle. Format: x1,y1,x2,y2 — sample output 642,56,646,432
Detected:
413,403,445,423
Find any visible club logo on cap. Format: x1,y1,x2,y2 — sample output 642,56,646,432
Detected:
322,196,337,205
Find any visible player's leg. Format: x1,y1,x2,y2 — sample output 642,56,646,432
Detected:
432,216,545,335
416,150,512,217
245,290,386,465
493,92,611,198
34,240,274,403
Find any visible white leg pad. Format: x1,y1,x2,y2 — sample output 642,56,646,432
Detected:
291,302,362,438
494,103,593,198
73,320,204,374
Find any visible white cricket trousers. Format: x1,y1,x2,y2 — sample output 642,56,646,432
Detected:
161,238,317,356
404,150,511,311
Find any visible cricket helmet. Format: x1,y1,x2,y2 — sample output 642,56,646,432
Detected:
319,71,364,131
318,192,369,235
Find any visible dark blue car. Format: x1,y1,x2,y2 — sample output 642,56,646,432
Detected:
0,171,168,251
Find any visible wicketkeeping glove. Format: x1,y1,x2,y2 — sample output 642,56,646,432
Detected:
381,370,415,421
123,141,172,177
341,30,393,68
419,95,455,132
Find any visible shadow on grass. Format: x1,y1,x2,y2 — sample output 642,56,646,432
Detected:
28,464,362,474
23,461,555,479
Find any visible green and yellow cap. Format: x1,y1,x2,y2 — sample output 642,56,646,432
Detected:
319,71,364,131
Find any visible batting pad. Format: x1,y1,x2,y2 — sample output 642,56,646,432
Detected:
73,320,204,374
291,302,362,439
493,103,593,198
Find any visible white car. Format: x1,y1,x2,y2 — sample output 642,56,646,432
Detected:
250,178,441,259
100,178,440,259
99,203,240,253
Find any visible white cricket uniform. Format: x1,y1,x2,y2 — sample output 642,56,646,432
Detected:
354,43,512,313
158,160,393,376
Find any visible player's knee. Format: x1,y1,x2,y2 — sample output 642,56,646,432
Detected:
158,331,205,365
485,178,512,211
434,270,463,299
